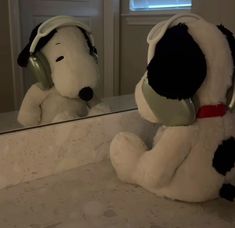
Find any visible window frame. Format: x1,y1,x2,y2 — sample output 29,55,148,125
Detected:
129,0,192,12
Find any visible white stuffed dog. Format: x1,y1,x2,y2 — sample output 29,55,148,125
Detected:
17,16,109,126
110,13,235,202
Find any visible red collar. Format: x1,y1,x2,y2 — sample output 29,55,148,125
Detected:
196,103,228,119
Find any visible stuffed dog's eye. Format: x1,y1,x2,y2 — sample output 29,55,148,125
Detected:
56,56,64,62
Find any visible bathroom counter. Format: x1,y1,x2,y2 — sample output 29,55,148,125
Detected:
0,160,235,228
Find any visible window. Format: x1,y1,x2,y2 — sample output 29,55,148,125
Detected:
129,0,192,11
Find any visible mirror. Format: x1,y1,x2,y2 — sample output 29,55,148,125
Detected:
1,0,235,133
1,0,138,133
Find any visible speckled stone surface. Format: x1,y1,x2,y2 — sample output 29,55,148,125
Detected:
0,110,156,190
0,160,234,228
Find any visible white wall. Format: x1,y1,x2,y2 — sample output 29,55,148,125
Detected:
0,1,14,112
119,17,153,95
119,0,170,95
192,0,235,33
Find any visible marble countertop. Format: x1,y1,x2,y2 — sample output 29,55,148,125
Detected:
0,160,235,228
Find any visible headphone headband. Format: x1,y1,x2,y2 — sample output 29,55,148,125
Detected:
147,13,204,63
30,15,94,54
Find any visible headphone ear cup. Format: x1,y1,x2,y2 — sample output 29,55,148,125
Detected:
217,25,235,111
226,71,235,111
27,52,53,90
142,77,196,126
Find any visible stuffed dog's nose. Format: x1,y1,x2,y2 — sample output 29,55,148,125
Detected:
79,87,94,101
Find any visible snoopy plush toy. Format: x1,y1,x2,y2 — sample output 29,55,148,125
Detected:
17,16,108,126
110,13,235,202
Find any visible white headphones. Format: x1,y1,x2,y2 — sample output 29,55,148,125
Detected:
30,15,95,54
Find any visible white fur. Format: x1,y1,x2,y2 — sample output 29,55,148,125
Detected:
187,19,233,106
18,25,108,126
110,14,235,202
41,27,99,98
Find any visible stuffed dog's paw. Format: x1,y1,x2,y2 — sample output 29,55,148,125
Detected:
88,103,111,116
17,107,41,126
52,112,79,123
110,132,147,183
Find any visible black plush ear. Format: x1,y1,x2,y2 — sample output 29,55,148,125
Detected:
77,27,98,56
17,43,31,67
147,23,207,100
217,25,235,66
17,24,41,67
17,23,57,67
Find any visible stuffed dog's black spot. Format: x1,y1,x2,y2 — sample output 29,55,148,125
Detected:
213,137,235,175
56,56,64,62
147,23,207,100
219,183,235,201
217,25,235,66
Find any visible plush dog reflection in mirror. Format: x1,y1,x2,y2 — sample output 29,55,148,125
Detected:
17,16,109,126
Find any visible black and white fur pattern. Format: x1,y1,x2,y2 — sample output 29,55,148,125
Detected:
110,14,235,202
